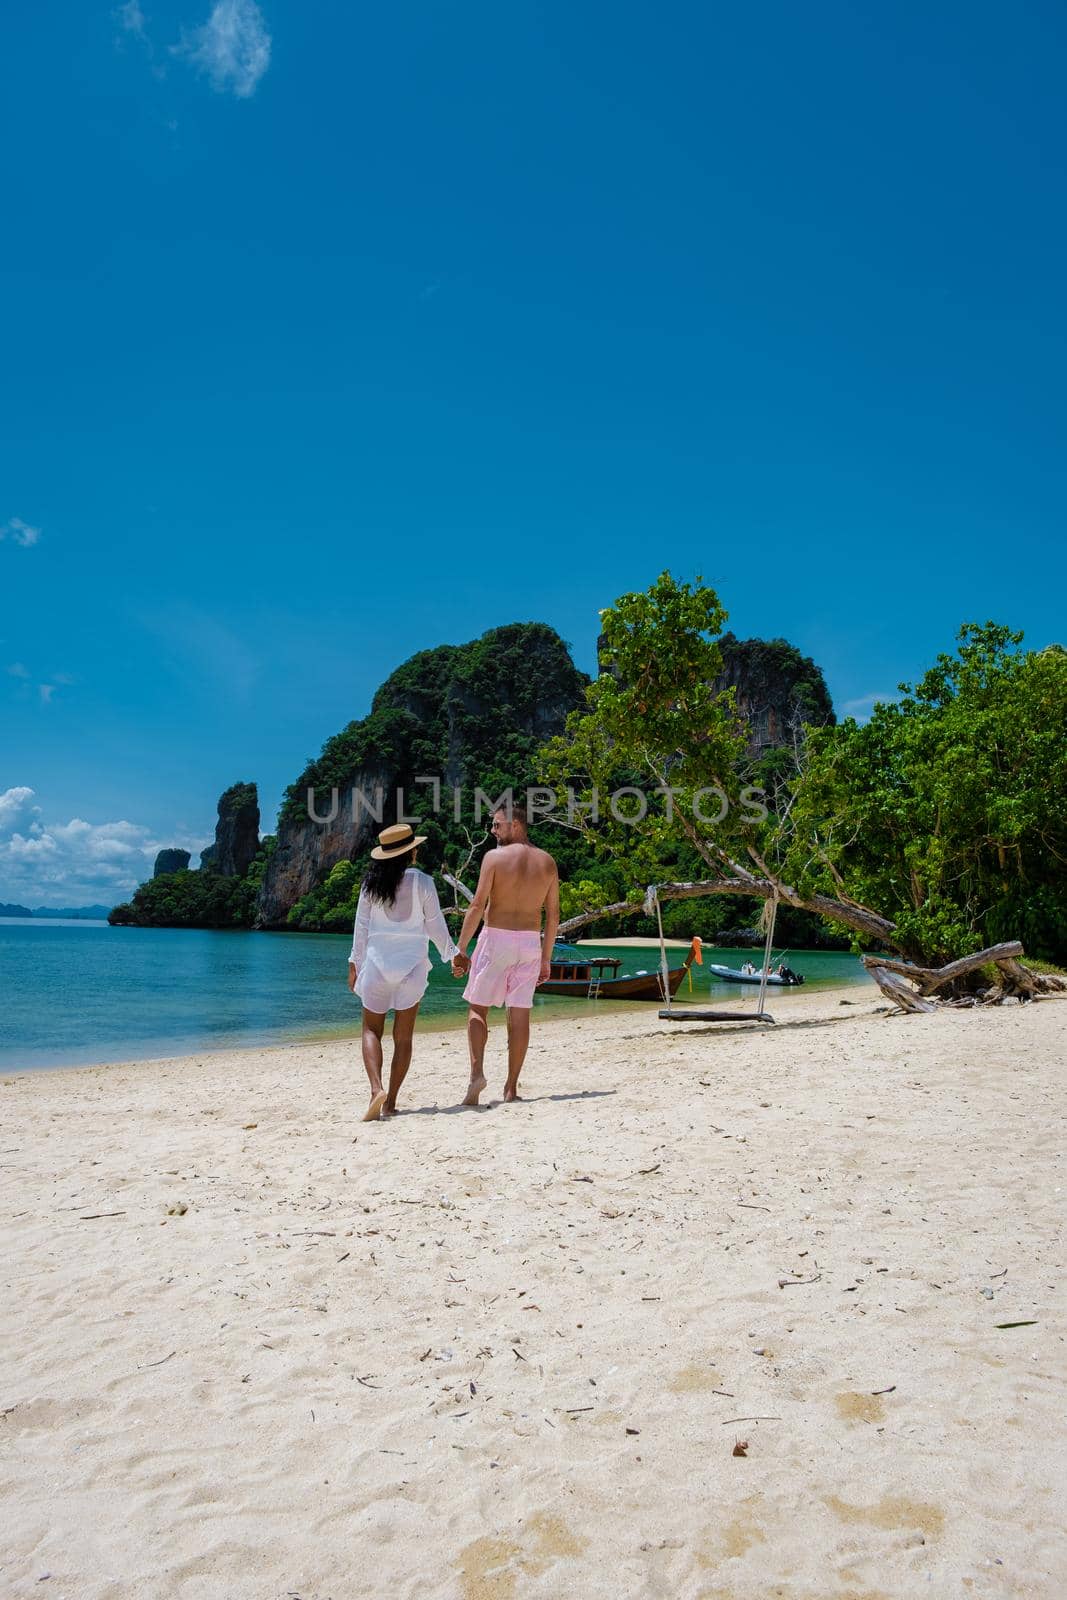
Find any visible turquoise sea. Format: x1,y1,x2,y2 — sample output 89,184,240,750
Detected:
0,919,874,1072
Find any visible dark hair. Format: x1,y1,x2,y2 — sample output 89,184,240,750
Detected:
493,804,528,829
362,849,416,906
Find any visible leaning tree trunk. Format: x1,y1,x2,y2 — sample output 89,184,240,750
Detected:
556,875,899,948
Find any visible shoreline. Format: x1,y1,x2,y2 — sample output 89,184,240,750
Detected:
2,979,873,1082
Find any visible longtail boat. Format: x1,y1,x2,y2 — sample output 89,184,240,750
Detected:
537,941,696,1001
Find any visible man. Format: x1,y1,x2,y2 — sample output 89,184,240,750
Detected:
452,801,559,1105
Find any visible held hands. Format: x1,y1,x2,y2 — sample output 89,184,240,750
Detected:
451,952,471,978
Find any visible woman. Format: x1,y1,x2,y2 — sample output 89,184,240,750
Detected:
347,822,460,1121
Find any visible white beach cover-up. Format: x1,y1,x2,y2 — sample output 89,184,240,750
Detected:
348,867,458,1013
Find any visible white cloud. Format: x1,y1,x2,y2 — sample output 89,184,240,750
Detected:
1,517,42,547
179,0,271,98
0,787,39,835
117,0,147,39
5,660,71,704
0,786,209,908
840,691,901,723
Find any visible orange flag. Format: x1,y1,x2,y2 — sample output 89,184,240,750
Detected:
690,935,703,965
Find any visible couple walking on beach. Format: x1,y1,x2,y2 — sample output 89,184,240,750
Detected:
346,806,559,1121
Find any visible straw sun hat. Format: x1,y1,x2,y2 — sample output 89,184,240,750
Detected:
370,823,427,861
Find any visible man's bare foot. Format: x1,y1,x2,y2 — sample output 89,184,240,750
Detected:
503,1087,521,1102
362,1090,388,1122
381,1102,398,1117
463,1073,487,1107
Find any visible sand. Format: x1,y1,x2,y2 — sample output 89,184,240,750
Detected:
575,937,692,948
1,986,1065,1599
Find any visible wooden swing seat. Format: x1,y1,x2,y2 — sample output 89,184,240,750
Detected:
658,1008,775,1023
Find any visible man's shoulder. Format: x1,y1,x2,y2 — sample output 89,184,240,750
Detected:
531,846,557,872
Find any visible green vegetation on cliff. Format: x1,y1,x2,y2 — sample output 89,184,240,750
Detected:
111,783,266,929
280,623,589,828
278,622,590,929
110,838,276,929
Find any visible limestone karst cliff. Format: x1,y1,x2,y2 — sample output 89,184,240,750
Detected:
254,623,589,928
199,783,260,878
715,634,836,756
153,848,191,878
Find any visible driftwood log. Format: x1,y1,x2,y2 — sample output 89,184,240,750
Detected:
862,942,1065,1013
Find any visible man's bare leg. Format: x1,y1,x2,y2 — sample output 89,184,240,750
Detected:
384,1002,419,1114
503,1006,530,1101
360,1010,388,1121
464,1005,490,1105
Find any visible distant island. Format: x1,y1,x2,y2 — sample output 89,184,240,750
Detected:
0,904,114,919
109,616,840,948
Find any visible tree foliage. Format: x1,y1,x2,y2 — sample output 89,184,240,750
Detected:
541,575,1066,965
109,837,277,929
540,571,766,893
781,625,1067,962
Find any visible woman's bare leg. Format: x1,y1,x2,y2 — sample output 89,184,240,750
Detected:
360,1010,388,1120
384,1002,420,1112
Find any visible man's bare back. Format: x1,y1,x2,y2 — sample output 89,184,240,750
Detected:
482,841,557,930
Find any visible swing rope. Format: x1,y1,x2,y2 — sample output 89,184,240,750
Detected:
755,891,779,1018
650,882,777,1025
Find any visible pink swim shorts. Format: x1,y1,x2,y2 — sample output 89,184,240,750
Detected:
463,927,543,1009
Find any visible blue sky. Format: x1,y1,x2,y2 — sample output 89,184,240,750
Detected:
2,0,1065,906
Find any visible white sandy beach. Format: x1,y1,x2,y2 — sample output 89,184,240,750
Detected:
575,937,693,948
2,986,1065,1599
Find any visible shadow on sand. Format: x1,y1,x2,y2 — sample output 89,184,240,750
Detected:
630,1007,883,1040
398,1088,617,1116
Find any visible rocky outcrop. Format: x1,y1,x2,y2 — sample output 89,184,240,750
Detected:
715,634,835,757
596,629,835,758
200,783,260,878
255,624,588,928
153,848,191,877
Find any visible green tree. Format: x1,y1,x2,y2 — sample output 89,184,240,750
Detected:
783,625,1067,962
540,574,1065,966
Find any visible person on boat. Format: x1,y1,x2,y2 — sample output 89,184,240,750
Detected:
452,801,559,1106
741,960,755,976
347,823,459,1122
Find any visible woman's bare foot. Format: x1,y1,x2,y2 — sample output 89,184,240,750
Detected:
503,1087,522,1102
362,1089,388,1122
463,1073,487,1107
